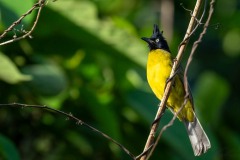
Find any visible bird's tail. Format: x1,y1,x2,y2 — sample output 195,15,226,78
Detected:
183,116,211,156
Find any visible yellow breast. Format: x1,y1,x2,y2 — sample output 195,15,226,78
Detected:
147,49,172,99
147,49,194,121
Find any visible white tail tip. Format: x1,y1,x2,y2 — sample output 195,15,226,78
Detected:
184,117,211,156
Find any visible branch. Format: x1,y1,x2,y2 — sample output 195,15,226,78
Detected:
0,0,46,46
184,0,215,93
150,1,217,155
151,1,216,157
0,103,136,159
138,0,204,160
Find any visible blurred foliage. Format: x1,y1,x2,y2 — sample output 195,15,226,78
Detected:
0,0,239,160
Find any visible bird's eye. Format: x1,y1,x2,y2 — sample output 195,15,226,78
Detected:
155,38,159,43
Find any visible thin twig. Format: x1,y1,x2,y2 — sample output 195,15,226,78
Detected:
152,0,215,156
0,0,45,46
0,103,136,159
154,98,188,147
184,0,215,93
139,0,204,160
178,0,207,50
144,96,188,160
141,0,216,159
150,1,212,154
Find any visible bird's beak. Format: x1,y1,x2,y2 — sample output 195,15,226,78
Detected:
141,37,153,45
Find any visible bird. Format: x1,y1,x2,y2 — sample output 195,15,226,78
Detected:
141,24,211,156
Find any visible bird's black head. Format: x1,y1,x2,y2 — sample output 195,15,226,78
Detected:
141,24,170,52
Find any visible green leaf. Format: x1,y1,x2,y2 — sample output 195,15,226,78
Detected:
44,0,148,67
0,0,35,28
0,52,32,84
0,134,20,160
22,64,67,96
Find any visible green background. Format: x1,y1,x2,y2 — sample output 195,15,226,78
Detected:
0,0,239,159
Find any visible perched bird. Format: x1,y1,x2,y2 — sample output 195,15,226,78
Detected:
141,24,211,156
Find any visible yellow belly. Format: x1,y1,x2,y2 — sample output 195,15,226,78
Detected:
147,49,194,122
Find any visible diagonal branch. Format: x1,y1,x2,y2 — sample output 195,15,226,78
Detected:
151,1,216,156
184,0,215,94
150,1,215,158
0,0,46,46
138,0,204,160
0,103,136,159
